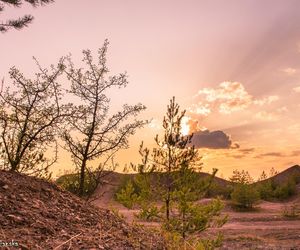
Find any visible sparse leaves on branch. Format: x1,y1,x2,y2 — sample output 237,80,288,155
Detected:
62,40,146,196
0,58,71,177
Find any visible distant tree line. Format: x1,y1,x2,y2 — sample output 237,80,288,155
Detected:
205,167,299,210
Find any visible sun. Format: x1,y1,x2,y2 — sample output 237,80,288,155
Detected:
181,116,190,136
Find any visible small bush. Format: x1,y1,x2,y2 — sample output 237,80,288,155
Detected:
136,203,161,221
257,178,297,201
163,230,223,250
256,180,273,200
206,182,233,199
231,184,260,209
115,180,138,209
274,179,296,200
56,172,97,197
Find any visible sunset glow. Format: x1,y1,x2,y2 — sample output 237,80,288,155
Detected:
1,0,300,179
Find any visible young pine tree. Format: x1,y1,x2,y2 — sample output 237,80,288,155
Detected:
131,97,226,242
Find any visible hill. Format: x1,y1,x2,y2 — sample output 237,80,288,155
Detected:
263,165,300,184
56,165,300,203
0,170,166,249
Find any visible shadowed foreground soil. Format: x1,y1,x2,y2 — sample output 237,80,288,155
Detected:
0,170,166,250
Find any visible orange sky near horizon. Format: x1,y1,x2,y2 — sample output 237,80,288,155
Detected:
1,0,300,179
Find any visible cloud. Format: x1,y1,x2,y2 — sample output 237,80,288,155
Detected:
197,82,252,114
255,152,285,158
254,95,279,106
290,150,300,157
254,111,279,121
293,86,300,93
256,150,300,159
188,102,211,116
254,106,287,122
191,82,279,116
190,130,236,149
148,119,161,130
227,148,255,159
238,148,255,154
282,67,297,75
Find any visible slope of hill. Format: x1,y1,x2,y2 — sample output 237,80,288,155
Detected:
56,165,300,204
264,165,300,184
0,170,166,249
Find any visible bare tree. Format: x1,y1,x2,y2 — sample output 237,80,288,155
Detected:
0,0,54,33
0,59,70,177
62,40,146,196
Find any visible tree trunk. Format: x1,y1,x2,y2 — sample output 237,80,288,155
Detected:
166,189,170,221
79,159,87,196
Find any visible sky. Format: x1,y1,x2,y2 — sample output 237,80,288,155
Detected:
1,0,300,178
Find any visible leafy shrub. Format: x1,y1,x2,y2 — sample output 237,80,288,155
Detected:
163,230,223,250
231,184,260,209
136,203,161,221
115,180,138,209
256,180,274,200
206,182,233,199
274,179,296,200
256,178,297,201
166,198,227,238
56,171,97,197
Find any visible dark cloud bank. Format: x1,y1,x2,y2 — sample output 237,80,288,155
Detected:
190,130,237,149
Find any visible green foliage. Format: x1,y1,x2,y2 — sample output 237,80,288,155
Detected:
206,182,233,199
229,169,254,184
136,203,161,221
56,171,97,197
115,180,138,209
131,97,226,244
166,198,227,238
163,230,223,250
273,179,296,200
134,97,203,223
231,184,260,209
256,178,297,201
256,180,274,200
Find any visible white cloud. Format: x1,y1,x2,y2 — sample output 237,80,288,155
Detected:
255,111,279,122
188,102,211,116
282,68,297,75
196,82,252,114
191,82,279,116
277,106,288,113
293,86,300,93
254,95,279,106
148,119,161,130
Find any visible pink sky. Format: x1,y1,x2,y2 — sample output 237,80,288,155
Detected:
1,0,300,178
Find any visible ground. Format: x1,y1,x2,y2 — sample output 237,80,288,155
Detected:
92,175,300,250
0,170,166,250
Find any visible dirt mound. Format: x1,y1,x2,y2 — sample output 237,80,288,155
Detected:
0,170,166,249
269,165,300,184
